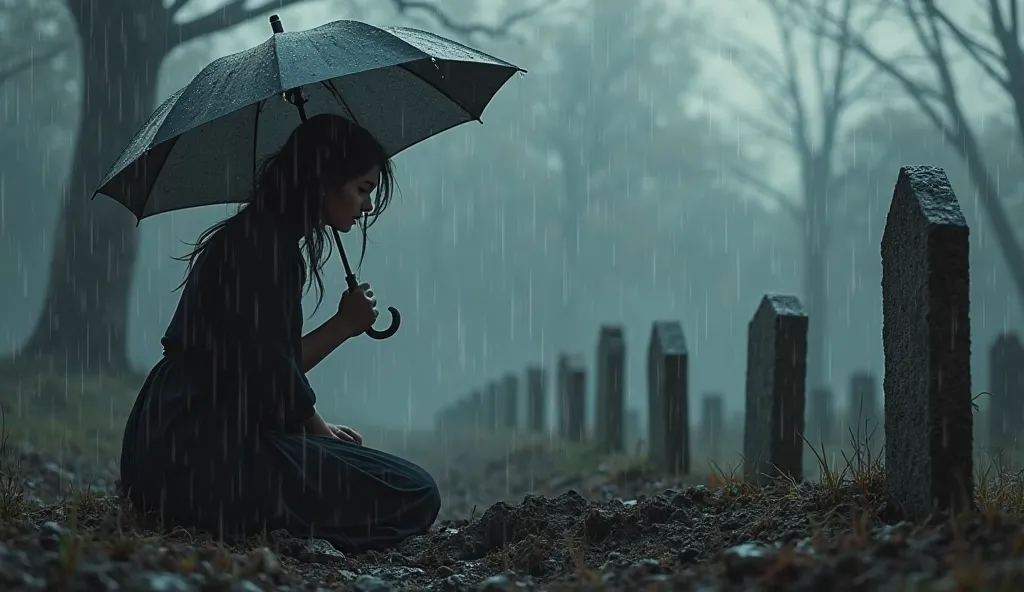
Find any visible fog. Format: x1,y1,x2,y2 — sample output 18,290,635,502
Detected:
2,0,1022,431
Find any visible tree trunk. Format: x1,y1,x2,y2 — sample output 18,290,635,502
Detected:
19,2,163,375
802,176,830,392
952,124,1024,314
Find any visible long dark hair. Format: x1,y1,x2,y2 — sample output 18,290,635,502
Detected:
176,113,397,311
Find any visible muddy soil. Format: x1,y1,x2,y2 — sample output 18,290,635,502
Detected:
1,432,1022,591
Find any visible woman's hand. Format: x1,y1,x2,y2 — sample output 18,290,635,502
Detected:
335,282,378,339
329,424,363,445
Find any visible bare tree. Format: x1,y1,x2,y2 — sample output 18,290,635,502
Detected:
533,0,727,352
715,0,892,390
0,0,67,85
15,0,551,375
796,0,1024,316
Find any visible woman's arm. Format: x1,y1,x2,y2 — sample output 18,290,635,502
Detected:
301,315,355,373
301,409,337,437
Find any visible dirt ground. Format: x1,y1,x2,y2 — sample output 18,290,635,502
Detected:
2,421,1024,592
0,365,1021,591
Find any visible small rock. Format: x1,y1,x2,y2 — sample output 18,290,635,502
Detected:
237,581,263,592
677,548,699,563
247,547,280,575
434,565,454,577
123,572,192,592
369,566,424,581
475,574,513,591
351,574,397,591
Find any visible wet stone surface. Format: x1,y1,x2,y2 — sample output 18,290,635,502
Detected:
1,436,1023,591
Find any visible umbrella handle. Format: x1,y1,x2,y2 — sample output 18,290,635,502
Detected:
274,14,400,341
333,229,401,340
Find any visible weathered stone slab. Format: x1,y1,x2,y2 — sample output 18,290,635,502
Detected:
596,325,627,454
468,389,483,432
988,332,1024,463
700,392,724,464
881,165,973,518
558,353,586,442
647,321,689,474
849,372,881,449
743,294,808,486
484,381,499,431
526,366,547,434
501,373,519,431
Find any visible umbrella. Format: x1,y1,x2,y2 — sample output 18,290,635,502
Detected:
93,14,524,339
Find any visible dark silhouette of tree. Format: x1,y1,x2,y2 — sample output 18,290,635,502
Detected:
716,0,894,391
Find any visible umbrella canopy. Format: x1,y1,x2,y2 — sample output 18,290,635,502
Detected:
95,18,523,219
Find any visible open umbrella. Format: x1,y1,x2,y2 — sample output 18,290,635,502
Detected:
94,14,523,339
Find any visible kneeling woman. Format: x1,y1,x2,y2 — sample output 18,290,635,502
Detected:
120,114,441,552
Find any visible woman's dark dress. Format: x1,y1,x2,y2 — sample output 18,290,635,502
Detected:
119,213,440,552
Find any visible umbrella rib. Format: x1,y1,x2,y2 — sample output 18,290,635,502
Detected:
397,62,481,123
136,134,183,219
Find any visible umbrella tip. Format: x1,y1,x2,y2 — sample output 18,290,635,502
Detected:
269,14,284,34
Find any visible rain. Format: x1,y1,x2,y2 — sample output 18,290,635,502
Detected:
0,0,1022,588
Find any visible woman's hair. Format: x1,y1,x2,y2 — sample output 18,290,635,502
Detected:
177,113,397,311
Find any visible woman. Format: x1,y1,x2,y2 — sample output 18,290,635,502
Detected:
119,113,441,553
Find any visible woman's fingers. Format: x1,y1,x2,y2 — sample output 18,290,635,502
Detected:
330,425,355,443
340,426,363,445
329,424,362,445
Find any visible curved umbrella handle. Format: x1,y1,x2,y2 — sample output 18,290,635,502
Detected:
365,307,401,340
333,228,401,341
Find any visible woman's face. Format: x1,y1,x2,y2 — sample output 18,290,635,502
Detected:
322,164,380,232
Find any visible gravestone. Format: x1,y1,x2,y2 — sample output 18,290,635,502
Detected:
502,373,519,431
881,165,973,518
989,332,1024,463
484,381,499,431
647,321,689,474
596,325,627,454
468,390,483,433
558,353,586,442
849,372,881,450
701,393,724,464
743,294,808,486
807,386,834,448
525,366,547,434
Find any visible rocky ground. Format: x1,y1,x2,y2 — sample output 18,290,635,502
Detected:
1,426,1024,592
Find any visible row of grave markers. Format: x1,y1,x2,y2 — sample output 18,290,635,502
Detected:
438,166,1001,519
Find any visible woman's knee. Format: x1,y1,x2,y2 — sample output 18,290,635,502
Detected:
415,465,442,523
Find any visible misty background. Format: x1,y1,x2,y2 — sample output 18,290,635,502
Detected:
1,0,1022,431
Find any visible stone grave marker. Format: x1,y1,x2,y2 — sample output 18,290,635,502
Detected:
701,392,724,464
881,165,973,518
647,321,689,474
558,353,586,442
596,325,627,453
526,366,547,434
484,381,499,431
743,294,808,486
502,373,519,431
988,332,1024,463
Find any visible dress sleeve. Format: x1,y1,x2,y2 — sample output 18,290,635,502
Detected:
217,225,317,430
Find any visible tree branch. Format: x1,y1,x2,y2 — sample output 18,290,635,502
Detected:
728,161,804,220
176,0,554,45
0,41,70,85
925,0,1008,90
